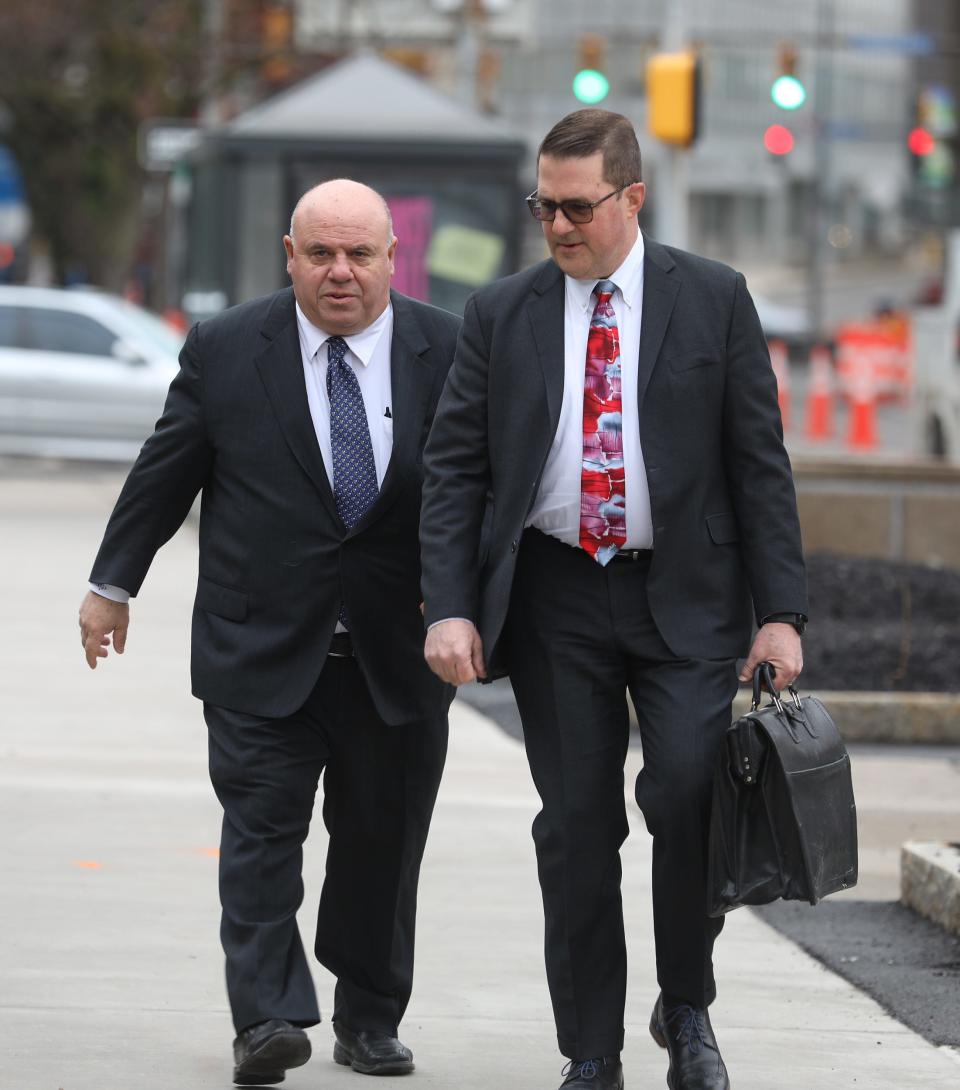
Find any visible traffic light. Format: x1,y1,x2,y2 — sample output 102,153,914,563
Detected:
910,86,956,188
770,42,806,110
261,1,293,85
646,50,700,147
764,123,794,156
908,127,935,157
573,33,609,104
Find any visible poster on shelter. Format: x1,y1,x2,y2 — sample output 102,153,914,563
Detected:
387,196,433,302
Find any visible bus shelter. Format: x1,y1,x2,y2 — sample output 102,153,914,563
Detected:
178,53,527,321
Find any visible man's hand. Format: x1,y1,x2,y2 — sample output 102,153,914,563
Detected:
424,619,486,686
79,591,130,670
739,622,803,691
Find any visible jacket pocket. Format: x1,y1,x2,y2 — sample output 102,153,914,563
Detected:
706,512,739,545
668,346,724,373
195,576,248,621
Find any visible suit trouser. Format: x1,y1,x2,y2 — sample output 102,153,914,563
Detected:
204,657,448,1036
503,528,738,1060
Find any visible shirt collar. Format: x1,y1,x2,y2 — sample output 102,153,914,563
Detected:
565,231,646,313
295,299,392,367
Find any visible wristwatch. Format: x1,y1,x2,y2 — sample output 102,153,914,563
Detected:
761,612,807,635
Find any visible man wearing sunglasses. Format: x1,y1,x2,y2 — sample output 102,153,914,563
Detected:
420,109,806,1090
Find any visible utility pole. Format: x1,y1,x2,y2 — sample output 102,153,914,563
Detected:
202,0,226,127
806,0,834,340
452,0,488,109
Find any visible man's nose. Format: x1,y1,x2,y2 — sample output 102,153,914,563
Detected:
551,208,577,235
329,253,354,279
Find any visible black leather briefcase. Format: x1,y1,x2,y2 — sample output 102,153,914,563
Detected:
707,663,858,916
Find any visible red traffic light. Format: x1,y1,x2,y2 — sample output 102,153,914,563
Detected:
764,123,795,155
908,127,935,156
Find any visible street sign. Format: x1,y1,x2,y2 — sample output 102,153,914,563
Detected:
138,120,202,172
846,33,935,56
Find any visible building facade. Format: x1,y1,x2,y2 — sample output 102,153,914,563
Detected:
294,0,916,270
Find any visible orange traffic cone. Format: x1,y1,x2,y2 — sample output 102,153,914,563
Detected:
846,347,878,451
163,308,189,333
768,339,791,431
804,345,835,440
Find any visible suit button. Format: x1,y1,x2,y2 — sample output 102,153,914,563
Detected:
511,540,518,553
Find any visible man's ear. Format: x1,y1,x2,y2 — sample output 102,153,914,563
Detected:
626,182,647,217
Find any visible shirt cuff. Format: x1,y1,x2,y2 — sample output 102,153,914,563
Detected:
89,582,131,604
427,617,473,631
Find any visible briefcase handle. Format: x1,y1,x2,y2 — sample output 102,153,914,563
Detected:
751,661,802,714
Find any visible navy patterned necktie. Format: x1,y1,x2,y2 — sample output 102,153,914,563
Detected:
326,335,379,624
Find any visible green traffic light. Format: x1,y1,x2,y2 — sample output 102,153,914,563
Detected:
573,69,610,104
771,75,806,110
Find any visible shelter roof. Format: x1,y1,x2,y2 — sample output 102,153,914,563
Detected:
226,52,522,144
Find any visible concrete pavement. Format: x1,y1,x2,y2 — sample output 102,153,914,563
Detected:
2,462,959,1089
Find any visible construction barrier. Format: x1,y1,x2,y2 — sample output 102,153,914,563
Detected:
834,314,913,403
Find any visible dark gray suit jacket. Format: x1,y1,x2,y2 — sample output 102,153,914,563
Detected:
91,288,460,722
420,236,807,678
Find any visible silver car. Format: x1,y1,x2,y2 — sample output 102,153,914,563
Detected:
0,286,183,461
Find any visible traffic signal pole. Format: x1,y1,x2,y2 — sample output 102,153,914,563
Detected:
656,0,691,250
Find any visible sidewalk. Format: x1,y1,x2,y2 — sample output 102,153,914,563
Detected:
1,466,958,1089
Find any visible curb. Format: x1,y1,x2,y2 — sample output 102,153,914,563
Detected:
901,841,960,936
731,690,960,745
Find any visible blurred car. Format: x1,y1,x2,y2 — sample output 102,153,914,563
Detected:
0,285,183,460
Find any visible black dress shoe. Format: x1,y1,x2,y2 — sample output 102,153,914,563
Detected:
332,1023,414,1075
559,1056,624,1089
649,995,730,1090
232,1019,311,1086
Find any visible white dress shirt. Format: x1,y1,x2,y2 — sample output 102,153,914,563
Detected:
528,231,654,550
90,300,395,604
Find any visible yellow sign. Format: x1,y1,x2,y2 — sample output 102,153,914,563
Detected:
427,225,505,287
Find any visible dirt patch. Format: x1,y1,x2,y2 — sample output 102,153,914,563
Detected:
802,552,960,692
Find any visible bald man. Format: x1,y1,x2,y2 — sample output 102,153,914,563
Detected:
79,181,461,1085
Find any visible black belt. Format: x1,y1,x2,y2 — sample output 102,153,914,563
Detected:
327,632,354,658
609,548,652,563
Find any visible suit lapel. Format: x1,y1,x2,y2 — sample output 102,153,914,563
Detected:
254,290,342,525
637,237,680,411
526,262,566,441
516,246,678,452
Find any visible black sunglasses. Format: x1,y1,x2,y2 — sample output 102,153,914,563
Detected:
524,183,634,224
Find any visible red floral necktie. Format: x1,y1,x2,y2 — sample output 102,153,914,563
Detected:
580,279,625,565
